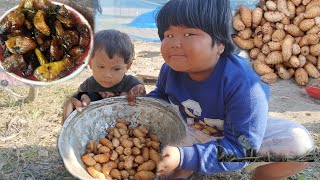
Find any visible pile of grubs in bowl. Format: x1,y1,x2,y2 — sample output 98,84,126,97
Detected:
81,118,162,180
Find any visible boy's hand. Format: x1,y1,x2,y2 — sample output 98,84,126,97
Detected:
62,94,91,124
98,92,116,98
157,146,181,177
127,84,146,105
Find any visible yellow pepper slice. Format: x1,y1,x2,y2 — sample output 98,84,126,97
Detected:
35,48,48,65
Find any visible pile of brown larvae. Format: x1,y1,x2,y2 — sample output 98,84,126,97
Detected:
232,0,320,86
82,118,161,180
0,0,90,81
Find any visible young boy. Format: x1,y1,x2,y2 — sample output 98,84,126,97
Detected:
146,0,314,179
62,30,145,121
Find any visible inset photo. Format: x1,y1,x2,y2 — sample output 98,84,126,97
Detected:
0,0,97,86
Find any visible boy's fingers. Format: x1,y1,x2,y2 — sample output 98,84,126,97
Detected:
156,156,171,176
161,146,170,157
127,91,136,105
127,84,146,105
81,94,91,107
107,92,115,97
130,89,136,96
139,88,146,96
100,92,114,98
156,161,165,175
70,98,83,112
137,86,145,96
98,92,106,98
120,92,128,96
98,92,105,98
62,101,73,124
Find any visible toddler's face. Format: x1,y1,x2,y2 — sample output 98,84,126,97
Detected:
161,26,225,81
90,49,130,88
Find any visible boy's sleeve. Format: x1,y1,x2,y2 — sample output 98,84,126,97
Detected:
146,64,169,102
178,79,270,174
78,78,90,92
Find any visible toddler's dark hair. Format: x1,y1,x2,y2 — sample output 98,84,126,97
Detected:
156,0,234,57
92,30,134,64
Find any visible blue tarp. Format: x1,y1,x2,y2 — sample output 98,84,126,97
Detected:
96,0,259,41
128,9,159,28
127,0,259,29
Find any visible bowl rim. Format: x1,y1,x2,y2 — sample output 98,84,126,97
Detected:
58,96,188,179
0,1,94,86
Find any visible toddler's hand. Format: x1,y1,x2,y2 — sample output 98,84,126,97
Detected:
98,92,116,98
157,146,181,177
62,94,91,124
127,84,146,105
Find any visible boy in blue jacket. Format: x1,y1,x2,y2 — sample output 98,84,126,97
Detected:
150,0,314,179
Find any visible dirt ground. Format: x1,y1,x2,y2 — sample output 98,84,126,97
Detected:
0,41,320,180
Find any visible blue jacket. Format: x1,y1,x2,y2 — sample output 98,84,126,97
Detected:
147,54,270,174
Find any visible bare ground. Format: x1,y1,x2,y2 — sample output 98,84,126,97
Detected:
0,41,319,180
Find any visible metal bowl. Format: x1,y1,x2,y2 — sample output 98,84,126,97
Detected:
58,97,187,180
0,1,94,86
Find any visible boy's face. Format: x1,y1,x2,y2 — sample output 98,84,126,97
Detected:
90,48,131,88
161,26,225,81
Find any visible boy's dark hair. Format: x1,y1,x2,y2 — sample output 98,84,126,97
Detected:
156,0,234,57
92,30,134,64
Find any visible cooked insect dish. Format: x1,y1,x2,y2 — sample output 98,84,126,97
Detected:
0,0,92,82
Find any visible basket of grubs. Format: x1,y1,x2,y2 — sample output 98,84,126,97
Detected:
0,0,93,84
82,118,160,180
58,97,187,180
232,0,320,86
